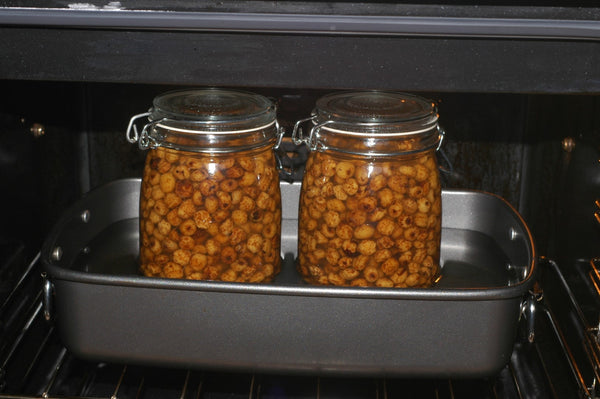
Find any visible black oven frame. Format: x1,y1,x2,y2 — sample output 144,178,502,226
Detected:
1,2,599,398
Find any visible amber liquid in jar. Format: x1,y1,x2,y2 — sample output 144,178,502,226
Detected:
296,91,442,288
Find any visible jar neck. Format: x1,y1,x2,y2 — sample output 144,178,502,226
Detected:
310,124,442,157
144,120,279,153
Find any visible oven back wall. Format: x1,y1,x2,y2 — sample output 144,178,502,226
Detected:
2,80,597,258
0,80,83,250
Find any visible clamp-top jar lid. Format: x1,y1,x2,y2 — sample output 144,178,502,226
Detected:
293,91,442,156
315,91,438,134
126,88,280,153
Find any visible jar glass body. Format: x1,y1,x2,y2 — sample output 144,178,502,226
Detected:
296,91,442,288
136,89,282,282
298,148,441,288
140,143,281,282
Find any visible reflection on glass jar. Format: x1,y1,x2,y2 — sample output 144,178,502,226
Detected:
294,91,443,288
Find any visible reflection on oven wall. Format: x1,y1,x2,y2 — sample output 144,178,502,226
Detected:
559,134,600,263
521,95,600,265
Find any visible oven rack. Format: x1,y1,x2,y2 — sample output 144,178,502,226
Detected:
0,246,596,399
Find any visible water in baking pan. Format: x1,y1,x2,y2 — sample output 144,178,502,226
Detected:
73,220,519,288
436,228,515,288
74,218,140,275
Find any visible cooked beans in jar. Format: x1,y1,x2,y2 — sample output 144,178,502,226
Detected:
140,147,281,282
298,151,441,287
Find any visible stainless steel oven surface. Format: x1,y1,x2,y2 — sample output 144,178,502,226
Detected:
1,1,600,398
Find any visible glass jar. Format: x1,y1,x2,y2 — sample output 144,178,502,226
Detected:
126,88,282,282
293,91,443,288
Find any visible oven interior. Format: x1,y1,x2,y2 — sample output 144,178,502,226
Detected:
1,1,600,398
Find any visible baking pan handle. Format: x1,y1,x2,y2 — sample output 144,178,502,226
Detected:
521,281,543,344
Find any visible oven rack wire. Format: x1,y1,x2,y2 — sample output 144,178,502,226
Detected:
0,245,597,399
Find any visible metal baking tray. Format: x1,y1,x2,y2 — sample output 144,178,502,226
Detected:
42,178,536,377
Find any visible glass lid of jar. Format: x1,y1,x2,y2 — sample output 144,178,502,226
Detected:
149,88,277,133
313,91,438,135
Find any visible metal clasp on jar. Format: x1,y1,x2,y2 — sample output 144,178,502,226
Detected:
125,112,160,150
272,121,296,182
292,115,332,151
436,125,445,152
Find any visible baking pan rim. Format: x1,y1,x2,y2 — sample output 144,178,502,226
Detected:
41,178,537,302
